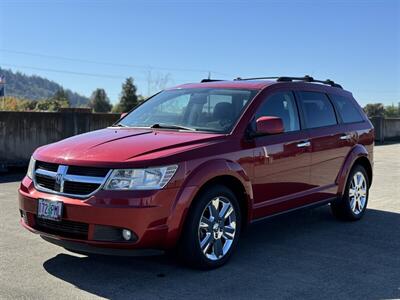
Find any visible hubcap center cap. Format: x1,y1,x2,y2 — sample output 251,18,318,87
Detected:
213,222,223,239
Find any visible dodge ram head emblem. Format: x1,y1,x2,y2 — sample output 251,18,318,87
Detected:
55,165,68,192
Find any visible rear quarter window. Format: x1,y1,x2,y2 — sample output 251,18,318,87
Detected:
330,94,364,123
297,91,337,129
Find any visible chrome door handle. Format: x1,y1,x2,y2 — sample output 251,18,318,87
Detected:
297,141,311,148
340,134,351,140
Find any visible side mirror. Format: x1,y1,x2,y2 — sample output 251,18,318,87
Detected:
120,112,128,119
255,116,284,135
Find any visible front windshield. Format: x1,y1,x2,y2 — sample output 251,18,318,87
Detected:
118,88,258,133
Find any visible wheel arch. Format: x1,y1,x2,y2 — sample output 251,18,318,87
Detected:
353,156,373,187
164,159,253,249
193,175,250,226
337,144,373,197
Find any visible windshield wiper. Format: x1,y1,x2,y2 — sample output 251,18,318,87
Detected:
150,123,196,131
112,123,129,127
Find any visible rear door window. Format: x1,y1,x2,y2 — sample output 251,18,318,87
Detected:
297,92,337,129
330,94,364,123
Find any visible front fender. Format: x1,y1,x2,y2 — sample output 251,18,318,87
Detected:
336,144,370,197
163,159,253,249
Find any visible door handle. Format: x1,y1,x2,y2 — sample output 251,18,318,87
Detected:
340,134,351,140
297,141,311,148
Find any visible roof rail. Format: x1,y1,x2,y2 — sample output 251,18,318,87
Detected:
200,79,224,83
235,75,343,89
234,76,280,81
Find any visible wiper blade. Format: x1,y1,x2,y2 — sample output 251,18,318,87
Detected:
112,123,129,127
150,123,196,131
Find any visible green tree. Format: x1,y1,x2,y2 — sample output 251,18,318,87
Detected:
21,100,38,111
1,96,38,111
35,99,63,111
384,103,400,118
51,88,70,108
363,103,385,118
114,77,138,113
89,88,112,112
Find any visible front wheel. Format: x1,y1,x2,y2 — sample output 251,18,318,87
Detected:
178,185,241,269
331,165,369,221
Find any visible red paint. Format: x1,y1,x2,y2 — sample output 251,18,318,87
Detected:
256,116,284,135
19,79,374,252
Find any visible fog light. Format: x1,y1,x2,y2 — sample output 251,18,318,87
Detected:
122,229,132,241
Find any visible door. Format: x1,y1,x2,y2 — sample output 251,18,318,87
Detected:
296,91,348,200
251,91,312,219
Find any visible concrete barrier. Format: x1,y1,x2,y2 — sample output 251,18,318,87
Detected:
0,111,120,169
1,111,399,170
369,117,400,143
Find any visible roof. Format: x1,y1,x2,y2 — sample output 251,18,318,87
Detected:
168,77,351,96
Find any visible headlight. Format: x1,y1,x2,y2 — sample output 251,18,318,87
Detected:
104,165,178,190
27,156,36,179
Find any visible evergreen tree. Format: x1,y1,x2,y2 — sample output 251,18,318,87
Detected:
363,103,385,117
90,88,112,112
383,103,400,117
115,77,138,113
51,88,70,108
0,67,89,106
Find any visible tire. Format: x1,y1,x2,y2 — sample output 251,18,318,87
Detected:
178,184,241,269
331,164,369,221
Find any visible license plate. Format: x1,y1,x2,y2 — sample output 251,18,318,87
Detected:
37,199,63,221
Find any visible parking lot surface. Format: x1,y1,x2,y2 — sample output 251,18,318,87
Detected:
1,143,399,300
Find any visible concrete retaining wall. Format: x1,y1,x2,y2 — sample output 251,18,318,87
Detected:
1,111,399,169
0,111,120,168
369,117,400,143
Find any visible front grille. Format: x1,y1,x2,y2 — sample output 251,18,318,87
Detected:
36,161,58,172
35,217,89,239
36,174,56,190
67,165,109,177
63,181,100,195
34,160,110,197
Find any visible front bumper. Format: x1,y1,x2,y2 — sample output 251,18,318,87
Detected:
19,176,182,251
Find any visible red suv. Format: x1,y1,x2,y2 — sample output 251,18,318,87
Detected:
19,76,374,269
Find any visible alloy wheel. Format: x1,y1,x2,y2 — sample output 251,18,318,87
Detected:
198,196,237,261
349,171,367,215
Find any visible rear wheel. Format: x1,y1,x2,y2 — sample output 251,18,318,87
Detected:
178,185,241,269
331,165,369,221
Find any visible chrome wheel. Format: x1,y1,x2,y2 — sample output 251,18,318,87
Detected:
349,171,367,215
198,196,237,261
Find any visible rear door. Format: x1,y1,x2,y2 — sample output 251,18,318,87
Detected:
296,91,346,200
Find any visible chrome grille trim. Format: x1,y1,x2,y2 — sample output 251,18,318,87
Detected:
35,168,57,178
33,162,112,199
64,174,105,184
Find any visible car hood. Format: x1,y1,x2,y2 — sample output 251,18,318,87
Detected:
34,128,224,167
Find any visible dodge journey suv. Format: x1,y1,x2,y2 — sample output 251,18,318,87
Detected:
19,75,374,269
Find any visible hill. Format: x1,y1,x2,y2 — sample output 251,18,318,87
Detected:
0,67,89,106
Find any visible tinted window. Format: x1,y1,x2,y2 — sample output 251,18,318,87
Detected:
298,92,337,129
330,94,364,123
256,92,300,132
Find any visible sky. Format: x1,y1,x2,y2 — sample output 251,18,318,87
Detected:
0,0,399,106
